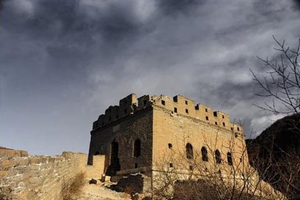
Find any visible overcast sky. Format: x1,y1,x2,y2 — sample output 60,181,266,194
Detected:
1,0,300,155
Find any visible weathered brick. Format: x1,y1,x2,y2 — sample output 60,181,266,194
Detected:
0,170,8,178
0,152,97,200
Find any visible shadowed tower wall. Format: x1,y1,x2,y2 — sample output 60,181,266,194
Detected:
88,94,153,175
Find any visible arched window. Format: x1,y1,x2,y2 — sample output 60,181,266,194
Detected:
186,143,193,159
215,150,221,164
201,147,208,162
133,139,141,157
227,152,233,165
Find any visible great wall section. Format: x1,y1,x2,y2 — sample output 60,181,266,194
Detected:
0,148,105,200
0,94,286,200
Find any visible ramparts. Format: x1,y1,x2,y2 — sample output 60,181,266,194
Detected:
0,147,28,158
92,93,243,135
0,152,105,200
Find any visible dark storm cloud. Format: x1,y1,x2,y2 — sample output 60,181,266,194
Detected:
1,0,146,50
2,0,77,39
293,0,300,9
158,0,204,15
1,0,155,85
97,5,142,42
1,0,300,155
0,0,5,11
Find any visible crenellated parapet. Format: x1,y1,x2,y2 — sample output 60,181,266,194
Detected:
92,93,244,135
93,94,138,129
150,95,243,135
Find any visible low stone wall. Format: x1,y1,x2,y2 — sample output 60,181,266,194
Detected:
0,152,105,200
85,155,105,180
0,148,28,159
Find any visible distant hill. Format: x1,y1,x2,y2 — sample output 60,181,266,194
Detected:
246,114,300,199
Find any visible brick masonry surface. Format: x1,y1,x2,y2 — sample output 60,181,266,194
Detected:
0,152,105,200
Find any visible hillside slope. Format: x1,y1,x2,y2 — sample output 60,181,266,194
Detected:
246,114,300,199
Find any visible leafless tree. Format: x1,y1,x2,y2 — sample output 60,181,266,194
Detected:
249,36,300,199
250,36,300,115
247,135,300,199
151,135,284,200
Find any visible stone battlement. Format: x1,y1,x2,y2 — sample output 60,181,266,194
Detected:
0,148,28,159
0,152,105,200
92,93,243,134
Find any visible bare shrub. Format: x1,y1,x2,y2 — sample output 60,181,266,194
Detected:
248,138,300,199
251,36,300,115
172,179,269,200
151,135,285,200
250,36,300,199
61,172,85,200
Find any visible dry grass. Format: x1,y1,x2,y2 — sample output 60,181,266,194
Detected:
61,172,86,200
0,188,13,200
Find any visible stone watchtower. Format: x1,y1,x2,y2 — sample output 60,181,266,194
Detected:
88,93,247,177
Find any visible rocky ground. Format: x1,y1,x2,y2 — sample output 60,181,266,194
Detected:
75,181,131,200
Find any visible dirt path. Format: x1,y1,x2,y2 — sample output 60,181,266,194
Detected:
76,182,131,200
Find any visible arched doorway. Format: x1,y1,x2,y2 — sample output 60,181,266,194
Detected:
133,139,141,157
106,140,120,175
111,141,119,161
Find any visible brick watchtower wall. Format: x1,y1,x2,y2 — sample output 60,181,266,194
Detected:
88,93,245,176
88,94,153,176
87,94,285,199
